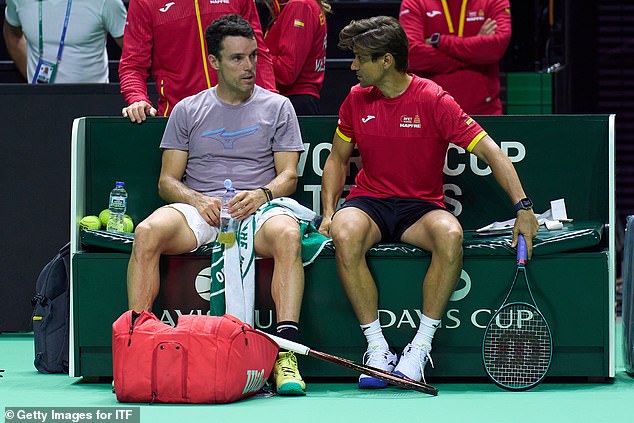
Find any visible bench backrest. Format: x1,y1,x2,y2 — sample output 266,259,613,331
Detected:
74,115,613,230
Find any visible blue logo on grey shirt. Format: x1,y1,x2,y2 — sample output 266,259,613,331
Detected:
202,125,261,149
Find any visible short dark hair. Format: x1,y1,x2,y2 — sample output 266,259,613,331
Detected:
205,14,255,58
338,16,409,73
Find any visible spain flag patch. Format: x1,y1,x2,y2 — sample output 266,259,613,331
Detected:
294,19,305,27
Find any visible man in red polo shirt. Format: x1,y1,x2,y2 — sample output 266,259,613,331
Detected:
319,16,537,388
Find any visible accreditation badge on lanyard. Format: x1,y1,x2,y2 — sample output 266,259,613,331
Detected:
33,0,72,84
34,58,57,84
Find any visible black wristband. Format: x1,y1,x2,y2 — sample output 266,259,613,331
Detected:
259,187,273,202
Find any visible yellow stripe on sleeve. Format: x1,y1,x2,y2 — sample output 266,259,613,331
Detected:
336,127,352,143
466,131,487,152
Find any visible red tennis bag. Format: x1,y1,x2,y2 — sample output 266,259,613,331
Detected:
112,311,278,403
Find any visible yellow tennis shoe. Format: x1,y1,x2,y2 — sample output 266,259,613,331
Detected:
273,351,306,396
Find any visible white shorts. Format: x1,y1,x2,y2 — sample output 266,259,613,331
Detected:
166,203,297,252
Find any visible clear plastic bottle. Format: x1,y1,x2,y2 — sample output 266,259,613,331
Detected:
218,178,237,246
106,181,127,233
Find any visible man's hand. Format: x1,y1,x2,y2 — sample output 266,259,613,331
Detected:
318,214,333,237
122,101,157,124
228,189,269,222
478,18,497,36
511,209,539,258
192,196,222,227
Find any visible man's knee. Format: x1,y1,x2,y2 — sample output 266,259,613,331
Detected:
330,217,365,248
434,226,463,262
270,224,302,257
330,220,372,266
132,219,164,258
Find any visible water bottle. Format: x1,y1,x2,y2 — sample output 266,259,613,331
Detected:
218,178,237,246
106,181,128,233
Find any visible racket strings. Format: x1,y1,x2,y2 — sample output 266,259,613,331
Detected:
483,304,552,389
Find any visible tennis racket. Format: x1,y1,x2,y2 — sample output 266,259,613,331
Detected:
482,234,553,391
260,331,438,396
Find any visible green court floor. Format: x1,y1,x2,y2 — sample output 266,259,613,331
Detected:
1,325,633,423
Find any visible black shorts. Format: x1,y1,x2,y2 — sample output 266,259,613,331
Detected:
339,196,445,243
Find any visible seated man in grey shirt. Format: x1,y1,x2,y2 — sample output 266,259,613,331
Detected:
126,14,307,396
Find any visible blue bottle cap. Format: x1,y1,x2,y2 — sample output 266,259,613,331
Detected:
224,179,233,189
115,181,125,187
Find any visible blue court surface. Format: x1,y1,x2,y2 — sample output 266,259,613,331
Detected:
1,323,633,423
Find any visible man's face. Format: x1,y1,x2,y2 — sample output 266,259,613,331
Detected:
350,49,385,88
211,36,258,96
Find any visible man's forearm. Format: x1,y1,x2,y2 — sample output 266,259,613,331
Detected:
158,177,209,205
486,149,527,204
265,170,299,199
320,156,347,218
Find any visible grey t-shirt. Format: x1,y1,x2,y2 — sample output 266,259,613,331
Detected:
160,85,304,197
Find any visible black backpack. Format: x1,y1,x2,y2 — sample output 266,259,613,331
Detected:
32,243,70,373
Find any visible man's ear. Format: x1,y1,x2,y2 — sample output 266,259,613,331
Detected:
382,53,394,69
208,54,219,70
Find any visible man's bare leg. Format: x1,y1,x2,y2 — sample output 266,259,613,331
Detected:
127,207,198,312
329,207,382,325
255,214,306,395
395,208,463,381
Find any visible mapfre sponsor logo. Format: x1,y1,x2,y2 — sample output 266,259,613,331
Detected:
209,0,230,4
399,114,421,128
466,10,485,22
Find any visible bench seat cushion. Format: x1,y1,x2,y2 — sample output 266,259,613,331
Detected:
79,221,604,258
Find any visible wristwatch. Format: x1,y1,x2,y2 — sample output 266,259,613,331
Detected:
513,197,534,212
429,33,441,48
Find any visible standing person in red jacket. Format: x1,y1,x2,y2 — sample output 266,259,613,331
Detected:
263,0,330,115
120,0,277,123
399,0,511,115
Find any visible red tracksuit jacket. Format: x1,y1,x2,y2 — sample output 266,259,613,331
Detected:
399,0,511,115
264,0,327,99
119,0,276,116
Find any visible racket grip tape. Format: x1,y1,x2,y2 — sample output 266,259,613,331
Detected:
517,234,528,264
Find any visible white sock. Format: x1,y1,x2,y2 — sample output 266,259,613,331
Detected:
412,314,441,346
360,319,388,349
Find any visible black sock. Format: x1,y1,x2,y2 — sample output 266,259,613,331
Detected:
276,321,299,343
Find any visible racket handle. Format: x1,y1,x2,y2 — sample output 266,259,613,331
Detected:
259,331,310,355
517,234,528,264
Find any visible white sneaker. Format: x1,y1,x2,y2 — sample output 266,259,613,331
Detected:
359,345,398,389
393,343,433,383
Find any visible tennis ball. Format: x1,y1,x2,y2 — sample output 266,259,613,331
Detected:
123,216,134,233
79,215,102,230
100,209,132,228
98,209,110,227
